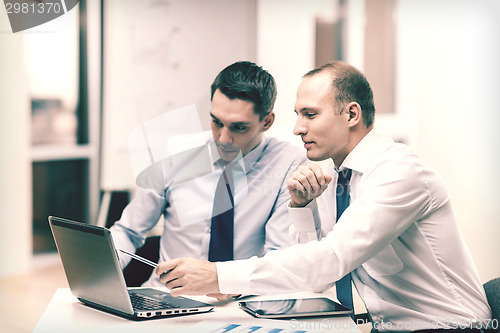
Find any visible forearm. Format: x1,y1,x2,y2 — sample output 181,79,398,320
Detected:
218,196,427,296
217,239,338,296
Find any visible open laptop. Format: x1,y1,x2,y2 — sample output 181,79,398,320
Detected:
48,216,214,320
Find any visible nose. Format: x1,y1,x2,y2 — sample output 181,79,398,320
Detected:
218,127,233,145
293,117,306,136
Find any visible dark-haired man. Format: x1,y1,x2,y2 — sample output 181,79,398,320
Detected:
111,61,307,290
156,61,492,330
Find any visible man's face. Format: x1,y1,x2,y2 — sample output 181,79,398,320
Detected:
210,89,271,162
293,72,350,165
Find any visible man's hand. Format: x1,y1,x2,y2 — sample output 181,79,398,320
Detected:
156,258,219,297
287,163,332,207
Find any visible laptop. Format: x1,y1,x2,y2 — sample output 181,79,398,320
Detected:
48,216,214,320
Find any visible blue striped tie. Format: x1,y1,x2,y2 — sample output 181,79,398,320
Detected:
208,167,234,262
335,168,354,313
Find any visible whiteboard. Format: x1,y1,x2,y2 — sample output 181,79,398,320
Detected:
101,0,256,190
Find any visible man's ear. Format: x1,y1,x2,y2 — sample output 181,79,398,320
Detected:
346,102,362,128
262,112,275,131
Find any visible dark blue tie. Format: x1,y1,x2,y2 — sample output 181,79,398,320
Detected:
208,167,234,262
335,168,354,313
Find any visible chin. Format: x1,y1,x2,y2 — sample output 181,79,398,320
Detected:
220,152,239,163
306,151,325,161
222,157,237,163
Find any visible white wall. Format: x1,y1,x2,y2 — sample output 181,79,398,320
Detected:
23,7,79,111
397,0,500,282
0,9,32,278
258,0,336,147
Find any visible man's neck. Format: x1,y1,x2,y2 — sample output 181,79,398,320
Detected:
333,126,373,167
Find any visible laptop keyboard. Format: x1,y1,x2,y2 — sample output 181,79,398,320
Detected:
129,291,180,310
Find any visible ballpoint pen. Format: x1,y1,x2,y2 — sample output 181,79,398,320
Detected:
119,249,157,268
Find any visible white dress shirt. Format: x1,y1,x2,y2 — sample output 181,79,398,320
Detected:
217,130,491,331
111,133,307,287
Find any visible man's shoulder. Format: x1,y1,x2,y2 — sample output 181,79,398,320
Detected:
362,138,425,178
358,133,416,167
363,136,449,201
374,138,428,170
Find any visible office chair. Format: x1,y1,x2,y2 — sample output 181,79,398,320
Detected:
484,277,500,323
123,236,161,286
410,278,499,333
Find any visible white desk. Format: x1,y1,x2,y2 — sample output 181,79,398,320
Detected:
34,288,361,333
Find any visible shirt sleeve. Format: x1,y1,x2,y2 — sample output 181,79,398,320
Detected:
110,187,167,268
262,155,308,253
217,159,443,296
288,200,322,243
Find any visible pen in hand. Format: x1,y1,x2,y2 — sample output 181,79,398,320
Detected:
119,249,171,276
119,249,158,268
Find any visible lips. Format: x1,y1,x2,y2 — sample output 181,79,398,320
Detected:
217,145,240,154
302,140,314,149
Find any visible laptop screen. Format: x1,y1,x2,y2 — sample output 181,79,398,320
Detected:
49,216,135,315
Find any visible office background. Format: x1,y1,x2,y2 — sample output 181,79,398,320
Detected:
1,0,499,292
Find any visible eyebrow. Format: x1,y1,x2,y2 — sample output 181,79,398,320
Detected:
210,113,252,126
295,107,318,114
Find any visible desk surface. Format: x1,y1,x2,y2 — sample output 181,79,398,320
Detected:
34,288,360,333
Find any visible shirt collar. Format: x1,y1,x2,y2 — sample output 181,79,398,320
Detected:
339,129,382,174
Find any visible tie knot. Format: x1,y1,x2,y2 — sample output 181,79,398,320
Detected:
337,168,352,185
336,168,352,203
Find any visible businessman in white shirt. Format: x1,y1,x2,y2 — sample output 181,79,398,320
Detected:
111,61,306,291
155,61,492,331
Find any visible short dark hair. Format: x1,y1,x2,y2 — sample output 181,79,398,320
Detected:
211,61,277,120
304,61,375,127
